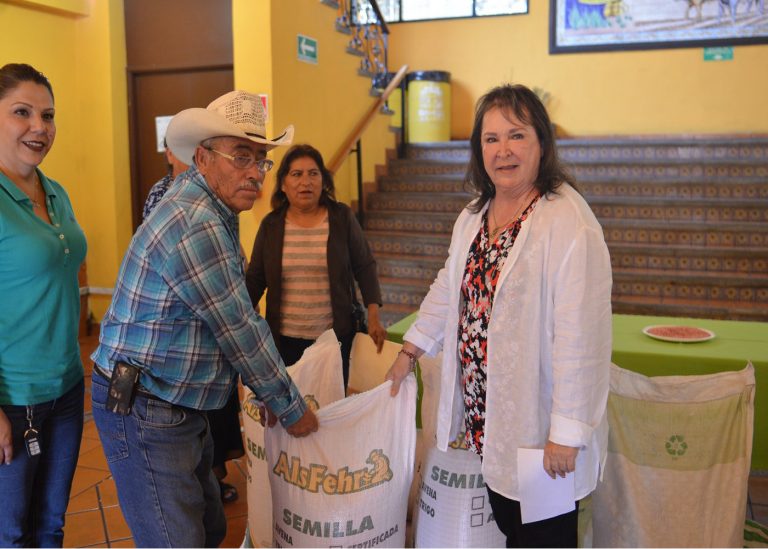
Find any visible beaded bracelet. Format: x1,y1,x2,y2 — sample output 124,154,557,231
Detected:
398,349,418,371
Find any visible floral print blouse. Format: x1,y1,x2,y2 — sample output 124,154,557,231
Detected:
458,195,540,455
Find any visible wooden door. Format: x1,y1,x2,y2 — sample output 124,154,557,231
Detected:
124,0,233,229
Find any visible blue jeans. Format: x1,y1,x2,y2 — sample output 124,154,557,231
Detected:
0,378,84,548
91,371,226,548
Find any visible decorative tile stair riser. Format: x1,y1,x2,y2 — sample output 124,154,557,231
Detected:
404,138,768,164
367,138,768,324
379,174,467,193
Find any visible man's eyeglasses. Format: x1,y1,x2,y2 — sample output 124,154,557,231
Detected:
205,147,274,173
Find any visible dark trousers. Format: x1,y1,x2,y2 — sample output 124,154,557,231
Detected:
208,389,245,471
280,332,354,388
487,486,579,548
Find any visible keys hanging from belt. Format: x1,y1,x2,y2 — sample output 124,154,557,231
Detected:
25,405,41,457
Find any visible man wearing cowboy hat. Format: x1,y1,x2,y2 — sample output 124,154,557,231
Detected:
91,91,317,547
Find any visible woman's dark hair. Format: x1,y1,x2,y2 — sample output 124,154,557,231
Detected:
465,83,574,212
0,63,54,101
271,144,336,211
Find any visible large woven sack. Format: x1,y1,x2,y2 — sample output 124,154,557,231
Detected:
413,443,505,548
265,375,417,547
243,329,345,547
349,335,443,546
409,352,503,547
592,363,755,547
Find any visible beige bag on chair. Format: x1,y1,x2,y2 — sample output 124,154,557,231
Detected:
347,332,402,394
592,363,755,548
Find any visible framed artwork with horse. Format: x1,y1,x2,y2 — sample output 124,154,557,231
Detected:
550,0,768,53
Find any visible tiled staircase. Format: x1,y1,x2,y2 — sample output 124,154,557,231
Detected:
366,137,768,326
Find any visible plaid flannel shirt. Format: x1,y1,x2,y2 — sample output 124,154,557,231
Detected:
92,166,306,425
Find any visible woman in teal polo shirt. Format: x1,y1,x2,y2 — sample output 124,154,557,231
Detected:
0,63,87,547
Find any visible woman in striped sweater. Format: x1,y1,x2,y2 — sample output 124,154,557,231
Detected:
246,144,386,388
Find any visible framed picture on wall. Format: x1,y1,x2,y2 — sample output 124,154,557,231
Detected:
550,0,768,53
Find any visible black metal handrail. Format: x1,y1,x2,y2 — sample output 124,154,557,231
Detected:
335,0,390,83
361,0,389,34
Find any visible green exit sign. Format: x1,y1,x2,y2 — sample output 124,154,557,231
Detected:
298,35,318,64
704,47,733,61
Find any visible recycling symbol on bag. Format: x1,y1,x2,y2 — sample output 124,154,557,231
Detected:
665,434,688,456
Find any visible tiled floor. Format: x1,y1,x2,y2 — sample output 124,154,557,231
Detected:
63,333,768,547
63,334,248,548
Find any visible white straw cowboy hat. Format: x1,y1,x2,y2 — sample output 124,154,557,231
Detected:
166,90,294,165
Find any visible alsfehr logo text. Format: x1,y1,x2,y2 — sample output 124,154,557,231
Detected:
273,449,393,495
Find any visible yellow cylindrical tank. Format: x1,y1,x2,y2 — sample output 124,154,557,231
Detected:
406,71,451,143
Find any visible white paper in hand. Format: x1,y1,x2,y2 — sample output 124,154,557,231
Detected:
517,448,575,524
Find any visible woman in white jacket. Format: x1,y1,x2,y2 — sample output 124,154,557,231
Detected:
387,84,612,547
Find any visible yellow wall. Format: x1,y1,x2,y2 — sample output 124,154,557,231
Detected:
0,0,130,319
233,0,398,257
2,0,393,321
4,0,88,16
232,0,274,252
388,3,768,138
7,0,765,321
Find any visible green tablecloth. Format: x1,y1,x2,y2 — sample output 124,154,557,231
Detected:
387,312,768,470
386,312,417,345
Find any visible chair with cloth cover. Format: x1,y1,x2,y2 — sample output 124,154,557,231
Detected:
348,333,402,394
592,362,755,547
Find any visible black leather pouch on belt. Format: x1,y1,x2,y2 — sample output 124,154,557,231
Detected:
105,362,141,416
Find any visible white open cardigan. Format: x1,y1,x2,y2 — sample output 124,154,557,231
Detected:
404,183,613,500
